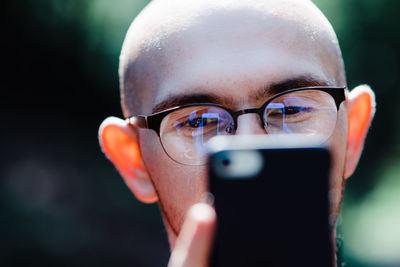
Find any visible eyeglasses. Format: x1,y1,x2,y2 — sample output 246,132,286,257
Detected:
126,86,346,165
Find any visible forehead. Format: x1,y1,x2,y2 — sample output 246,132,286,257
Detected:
128,1,343,113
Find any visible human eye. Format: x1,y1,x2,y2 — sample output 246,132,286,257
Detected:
181,116,217,129
174,116,218,138
265,105,315,128
268,106,313,117
170,108,221,137
161,106,235,141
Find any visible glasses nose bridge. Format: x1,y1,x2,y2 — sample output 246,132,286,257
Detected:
235,107,261,116
235,107,263,119
233,107,264,129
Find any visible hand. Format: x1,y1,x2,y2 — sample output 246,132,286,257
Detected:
167,203,216,267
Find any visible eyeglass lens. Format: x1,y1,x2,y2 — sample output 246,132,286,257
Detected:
160,106,235,165
159,90,337,165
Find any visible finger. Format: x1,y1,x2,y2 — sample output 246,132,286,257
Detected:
168,203,216,267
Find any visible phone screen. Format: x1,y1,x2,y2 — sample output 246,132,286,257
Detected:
209,146,334,267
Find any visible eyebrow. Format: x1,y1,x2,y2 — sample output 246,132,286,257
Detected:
152,75,331,114
254,75,331,102
152,93,227,113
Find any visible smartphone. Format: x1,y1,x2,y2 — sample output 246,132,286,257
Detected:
208,135,334,267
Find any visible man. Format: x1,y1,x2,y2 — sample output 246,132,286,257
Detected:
98,0,376,266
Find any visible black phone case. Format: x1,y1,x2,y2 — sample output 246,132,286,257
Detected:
209,147,333,267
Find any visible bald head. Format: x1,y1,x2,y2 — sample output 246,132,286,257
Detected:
119,0,346,117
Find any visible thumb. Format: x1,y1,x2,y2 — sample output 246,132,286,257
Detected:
168,203,216,267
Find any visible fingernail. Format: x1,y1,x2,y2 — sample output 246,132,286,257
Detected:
190,203,215,222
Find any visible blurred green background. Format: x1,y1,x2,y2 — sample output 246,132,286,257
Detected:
1,0,399,266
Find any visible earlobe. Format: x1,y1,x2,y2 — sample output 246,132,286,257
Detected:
98,117,158,203
344,85,376,179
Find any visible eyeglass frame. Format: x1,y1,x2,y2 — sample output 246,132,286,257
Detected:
126,86,347,135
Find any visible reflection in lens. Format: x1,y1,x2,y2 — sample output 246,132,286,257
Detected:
263,90,337,143
160,106,235,165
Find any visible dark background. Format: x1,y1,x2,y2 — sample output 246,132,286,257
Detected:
1,0,399,266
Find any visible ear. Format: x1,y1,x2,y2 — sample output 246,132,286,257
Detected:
344,85,376,179
98,117,158,203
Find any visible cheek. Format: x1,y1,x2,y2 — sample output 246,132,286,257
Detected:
139,129,208,233
326,106,348,215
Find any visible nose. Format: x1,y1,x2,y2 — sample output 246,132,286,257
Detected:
235,113,266,135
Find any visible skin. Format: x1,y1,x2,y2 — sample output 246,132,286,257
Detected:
99,0,376,266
